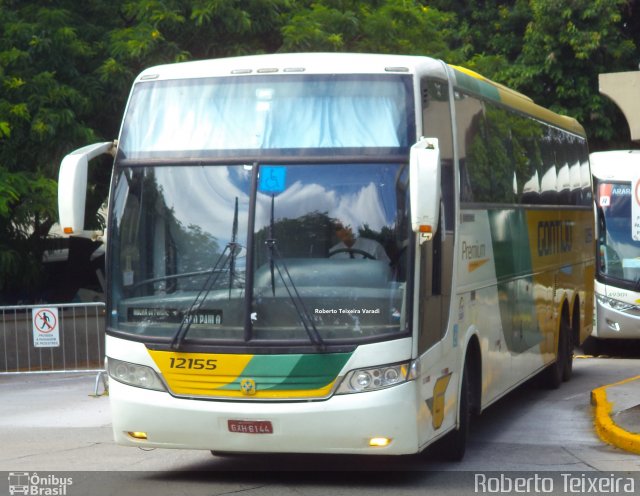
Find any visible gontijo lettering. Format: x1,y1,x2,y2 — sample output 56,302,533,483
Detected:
538,220,573,256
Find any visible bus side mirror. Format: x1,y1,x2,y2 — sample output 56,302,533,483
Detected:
409,137,441,242
58,141,115,235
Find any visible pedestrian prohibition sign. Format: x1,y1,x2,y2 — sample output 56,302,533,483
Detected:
32,307,60,348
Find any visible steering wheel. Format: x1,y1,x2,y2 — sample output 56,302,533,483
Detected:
328,248,376,260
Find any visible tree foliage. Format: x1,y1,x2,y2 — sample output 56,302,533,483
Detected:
0,0,108,298
506,0,636,143
280,0,457,56
0,0,639,301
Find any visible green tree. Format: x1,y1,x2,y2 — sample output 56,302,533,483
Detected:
280,0,458,58
100,0,288,74
0,1,110,299
430,0,531,73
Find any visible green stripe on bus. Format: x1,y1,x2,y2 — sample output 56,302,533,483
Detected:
488,209,541,354
488,209,533,281
221,352,352,391
454,69,501,102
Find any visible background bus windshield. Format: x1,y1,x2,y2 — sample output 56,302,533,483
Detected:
597,181,640,284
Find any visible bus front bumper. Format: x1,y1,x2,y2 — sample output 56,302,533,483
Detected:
594,299,640,339
109,379,423,455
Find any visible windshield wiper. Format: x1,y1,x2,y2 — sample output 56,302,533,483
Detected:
171,199,242,350
229,197,239,298
170,244,235,350
265,194,325,350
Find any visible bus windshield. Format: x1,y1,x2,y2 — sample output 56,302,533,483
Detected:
118,74,412,159
596,181,640,284
108,162,410,345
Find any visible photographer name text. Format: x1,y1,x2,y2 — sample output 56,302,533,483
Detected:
475,473,635,494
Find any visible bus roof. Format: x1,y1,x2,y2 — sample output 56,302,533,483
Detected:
590,150,640,180
134,52,586,138
449,65,586,137
136,52,447,80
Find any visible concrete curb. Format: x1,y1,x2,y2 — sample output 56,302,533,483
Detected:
591,375,640,455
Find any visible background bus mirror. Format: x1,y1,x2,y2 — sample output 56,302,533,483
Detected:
58,141,115,235
409,137,441,242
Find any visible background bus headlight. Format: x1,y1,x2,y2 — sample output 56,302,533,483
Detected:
596,294,635,312
336,361,417,394
108,357,166,391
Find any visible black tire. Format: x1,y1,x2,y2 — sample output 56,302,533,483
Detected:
562,320,574,382
439,363,470,462
543,317,570,389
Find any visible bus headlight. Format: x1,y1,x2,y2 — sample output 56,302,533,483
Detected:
108,357,166,391
596,294,635,312
336,361,417,394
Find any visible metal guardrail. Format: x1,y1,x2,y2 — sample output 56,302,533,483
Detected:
0,302,105,374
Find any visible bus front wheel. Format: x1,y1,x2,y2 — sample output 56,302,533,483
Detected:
438,361,471,462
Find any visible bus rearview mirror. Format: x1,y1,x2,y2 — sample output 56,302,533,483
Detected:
58,141,115,235
409,137,441,242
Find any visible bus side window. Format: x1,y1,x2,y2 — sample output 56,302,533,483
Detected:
569,140,585,206
556,134,572,205
579,144,592,206
539,128,558,204
513,115,544,205
483,105,516,204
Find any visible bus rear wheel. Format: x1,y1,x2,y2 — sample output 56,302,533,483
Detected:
562,318,574,382
543,316,571,389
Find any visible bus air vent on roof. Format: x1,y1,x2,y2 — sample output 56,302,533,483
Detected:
385,67,409,72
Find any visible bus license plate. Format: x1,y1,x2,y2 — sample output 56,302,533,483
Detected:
228,420,273,434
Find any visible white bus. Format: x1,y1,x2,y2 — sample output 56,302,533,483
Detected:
587,150,640,354
58,53,594,460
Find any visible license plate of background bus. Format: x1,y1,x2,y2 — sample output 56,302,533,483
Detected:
228,420,273,434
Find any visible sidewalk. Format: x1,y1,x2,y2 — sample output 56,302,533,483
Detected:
591,374,640,455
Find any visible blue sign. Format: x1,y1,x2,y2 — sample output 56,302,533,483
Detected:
259,166,287,194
